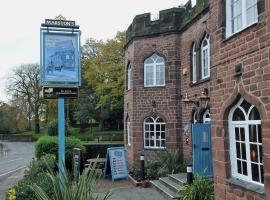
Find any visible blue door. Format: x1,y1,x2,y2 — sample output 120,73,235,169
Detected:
192,124,213,177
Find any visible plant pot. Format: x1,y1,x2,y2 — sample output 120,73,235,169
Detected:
141,180,150,188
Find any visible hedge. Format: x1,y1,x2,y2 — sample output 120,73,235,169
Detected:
35,136,85,170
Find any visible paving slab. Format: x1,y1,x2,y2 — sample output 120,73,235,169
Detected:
95,178,167,200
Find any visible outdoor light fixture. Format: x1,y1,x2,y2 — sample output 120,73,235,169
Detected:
182,88,210,108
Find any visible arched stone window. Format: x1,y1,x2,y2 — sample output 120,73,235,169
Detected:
144,54,165,87
191,43,197,83
127,64,132,90
203,109,211,124
201,35,210,79
143,115,166,149
229,98,263,185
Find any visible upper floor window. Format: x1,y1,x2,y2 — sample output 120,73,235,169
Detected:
127,64,132,90
201,35,210,79
226,0,258,37
144,54,165,87
144,115,166,149
191,43,197,83
229,98,263,185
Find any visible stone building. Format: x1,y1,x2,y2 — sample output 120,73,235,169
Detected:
124,0,270,199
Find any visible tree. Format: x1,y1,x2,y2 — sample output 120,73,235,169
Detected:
7,64,44,133
83,31,125,130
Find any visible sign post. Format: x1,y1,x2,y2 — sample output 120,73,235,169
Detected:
40,18,81,187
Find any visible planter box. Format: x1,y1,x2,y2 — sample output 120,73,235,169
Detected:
128,174,142,187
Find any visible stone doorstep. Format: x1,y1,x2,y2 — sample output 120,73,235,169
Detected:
150,173,187,199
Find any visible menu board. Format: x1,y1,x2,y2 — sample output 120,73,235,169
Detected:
104,147,129,181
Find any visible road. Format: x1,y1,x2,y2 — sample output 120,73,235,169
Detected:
0,141,35,199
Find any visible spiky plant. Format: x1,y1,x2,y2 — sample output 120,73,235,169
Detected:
31,161,110,200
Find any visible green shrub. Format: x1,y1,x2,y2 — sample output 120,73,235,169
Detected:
177,176,214,200
16,154,56,200
31,160,110,200
35,136,85,170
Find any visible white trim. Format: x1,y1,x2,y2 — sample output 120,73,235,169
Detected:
226,0,258,38
192,44,197,83
201,36,210,79
229,97,264,186
143,116,166,149
127,64,132,90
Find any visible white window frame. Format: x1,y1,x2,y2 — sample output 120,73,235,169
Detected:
201,35,210,79
226,0,258,38
192,44,197,83
144,54,165,87
127,64,132,90
127,120,131,146
143,116,166,149
191,0,197,8
229,98,263,186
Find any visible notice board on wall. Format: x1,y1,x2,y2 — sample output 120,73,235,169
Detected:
104,147,129,181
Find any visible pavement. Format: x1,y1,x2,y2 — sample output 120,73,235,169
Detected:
95,178,167,200
0,141,35,199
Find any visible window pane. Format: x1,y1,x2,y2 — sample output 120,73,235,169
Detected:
150,140,154,146
156,132,160,139
145,124,149,131
249,107,260,120
145,132,149,139
235,127,240,141
249,125,257,142
145,117,154,123
150,132,155,139
150,124,154,131
247,7,257,25
161,125,165,131
233,108,245,121
145,65,154,85
237,160,242,174
252,163,260,182
145,57,154,64
156,117,164,123
236,142,241,158
241,143,246,160
240,99,251,114
156,56,164,63
243,161,247,176
161,132,165,139
145,140,149,146
260,165,264,183
250,144,258,162
259,145,263,164
258,125,262,143
156,124,160,131
156,140,160,147
161,140,165,147
240,128,245,141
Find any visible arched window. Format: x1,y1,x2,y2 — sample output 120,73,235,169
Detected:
144,54,165,87
144,115,166,148
127,64,132,90
126,117,131,146
201,35,210,79
203,109,211,124
229,98,263,185
191,43,197,83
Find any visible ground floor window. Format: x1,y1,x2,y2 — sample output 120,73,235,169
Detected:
229,98,263,185
144,115,165,149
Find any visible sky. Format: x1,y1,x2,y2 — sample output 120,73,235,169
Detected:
0,0,188,103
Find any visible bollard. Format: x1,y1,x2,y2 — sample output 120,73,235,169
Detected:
187,165,193,184
140,154,145,181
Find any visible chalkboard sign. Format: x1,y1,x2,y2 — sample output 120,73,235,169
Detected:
104,147,129,181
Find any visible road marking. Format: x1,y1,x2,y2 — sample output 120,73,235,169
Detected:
0,158,23,165
0,166,26,179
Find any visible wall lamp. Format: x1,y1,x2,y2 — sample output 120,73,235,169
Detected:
182,88,210,108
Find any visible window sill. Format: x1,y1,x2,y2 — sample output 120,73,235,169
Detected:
228,177,264,195
144,85,166,88
223,22,258,43
144,147,166,151
189,77,210,86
